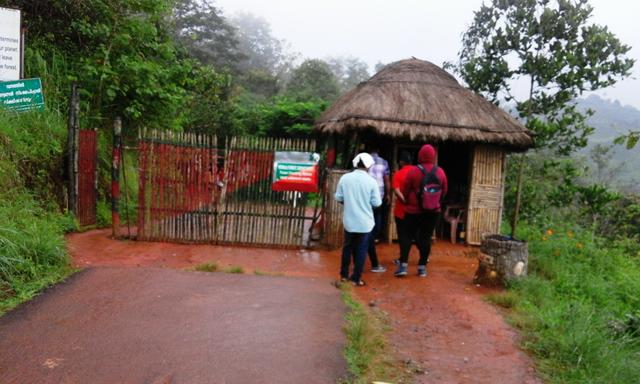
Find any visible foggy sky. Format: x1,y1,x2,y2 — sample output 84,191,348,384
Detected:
215,0,639,109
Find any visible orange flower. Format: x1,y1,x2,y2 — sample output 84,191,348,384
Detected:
542,236,548,241
546,229,554,236
576,243,583,249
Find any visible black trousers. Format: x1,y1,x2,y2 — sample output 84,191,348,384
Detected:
398,212,439,266
367,204,385,268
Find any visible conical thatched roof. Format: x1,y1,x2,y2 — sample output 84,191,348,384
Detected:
315,58,534,149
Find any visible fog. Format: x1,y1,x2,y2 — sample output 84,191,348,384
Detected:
215,0,640,109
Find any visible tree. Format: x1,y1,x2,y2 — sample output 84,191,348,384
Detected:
452,0,634,154
7,0,197,131
449,0,634,237
171,0,243,70
615,130,640,149
326,56,371,92
230,12,298,98
285,59,341,102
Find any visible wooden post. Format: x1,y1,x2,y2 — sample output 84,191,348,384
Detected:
510,153,526,239
112,117,122,238
67,82,80,215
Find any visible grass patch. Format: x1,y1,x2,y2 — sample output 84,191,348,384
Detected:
496,223,640,383
0,266,76,315
339,284,413,384
254,269,284,276
0,192,75,316
224,266,244,274
194,262,218,272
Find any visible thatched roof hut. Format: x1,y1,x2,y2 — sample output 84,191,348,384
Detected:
315,58,533,149
317,59,534,247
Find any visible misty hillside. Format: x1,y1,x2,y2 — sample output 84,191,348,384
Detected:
576,95,640,190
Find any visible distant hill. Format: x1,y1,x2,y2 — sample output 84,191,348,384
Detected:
576,95,640,192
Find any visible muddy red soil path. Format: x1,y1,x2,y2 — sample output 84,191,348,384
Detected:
65,229,541,383
0,267,347,384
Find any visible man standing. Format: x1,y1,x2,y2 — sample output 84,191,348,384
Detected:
397,144,448,277
335,153,382,286
367,146,390,273
391,151,413,270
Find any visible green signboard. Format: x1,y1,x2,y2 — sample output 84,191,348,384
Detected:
0,78,45,112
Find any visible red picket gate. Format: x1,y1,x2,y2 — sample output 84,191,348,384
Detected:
136,131,320,247
77,129,98,226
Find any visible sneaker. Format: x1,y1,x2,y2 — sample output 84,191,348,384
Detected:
394,263,408,277
371,265,387,273
418,266,427,277
392,258,401,265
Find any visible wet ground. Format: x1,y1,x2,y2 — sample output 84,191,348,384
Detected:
64,229,541,383
0,267,347,384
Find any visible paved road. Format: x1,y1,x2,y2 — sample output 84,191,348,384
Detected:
0,267,347,384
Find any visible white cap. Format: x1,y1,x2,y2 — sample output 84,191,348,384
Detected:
352,152,375,169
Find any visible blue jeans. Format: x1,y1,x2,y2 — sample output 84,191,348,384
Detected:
340,230,373,282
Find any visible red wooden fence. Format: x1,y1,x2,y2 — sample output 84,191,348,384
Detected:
77,129,97,226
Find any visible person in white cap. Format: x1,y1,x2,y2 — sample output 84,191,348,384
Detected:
334,153,382,286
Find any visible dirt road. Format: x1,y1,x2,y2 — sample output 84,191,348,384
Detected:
65,229,541,383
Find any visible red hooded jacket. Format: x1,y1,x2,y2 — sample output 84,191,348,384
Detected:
401,144,448,214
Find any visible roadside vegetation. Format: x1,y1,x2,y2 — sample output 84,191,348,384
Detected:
448,1,639,381
489,223,640,383
339,285,413,384
0,110,76,314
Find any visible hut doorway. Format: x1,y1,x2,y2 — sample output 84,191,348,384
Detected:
435,142,472,243
390,141,472,244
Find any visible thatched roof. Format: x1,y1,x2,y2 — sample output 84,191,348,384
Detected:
315,58,534,149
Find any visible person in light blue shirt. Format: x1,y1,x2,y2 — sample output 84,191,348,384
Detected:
335,153,382,286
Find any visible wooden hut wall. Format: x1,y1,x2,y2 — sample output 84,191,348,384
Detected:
324,169,348,249
466,145,505,245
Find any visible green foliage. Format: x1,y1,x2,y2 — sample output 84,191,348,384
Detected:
6,0,198,132
285,59,341,102
492,223,640,383
450,0,634,154
615,130,640,149
0,110,67,204
235,97,328,137
0,109,75,314
182,66,237,136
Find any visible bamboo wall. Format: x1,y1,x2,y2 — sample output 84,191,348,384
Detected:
466,145,505,245
323,169,348,249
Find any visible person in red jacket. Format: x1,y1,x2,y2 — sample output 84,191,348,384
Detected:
396,144,448,277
